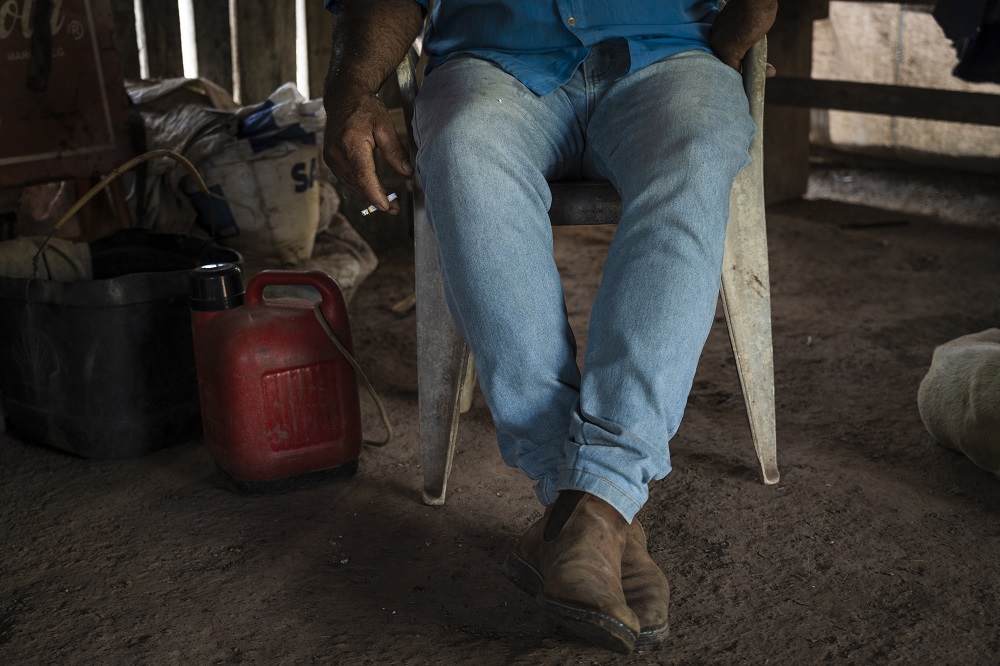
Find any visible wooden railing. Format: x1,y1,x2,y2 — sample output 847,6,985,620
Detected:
768,78,1000,127
767,0,1000,127
763,0,1000,203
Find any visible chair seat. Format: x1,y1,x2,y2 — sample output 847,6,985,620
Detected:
549,181,622,226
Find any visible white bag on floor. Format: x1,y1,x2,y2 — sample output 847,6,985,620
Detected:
0,237,91,281
189,140,321,266
918,328,1000,476
184,82,327,266
239,183,377,304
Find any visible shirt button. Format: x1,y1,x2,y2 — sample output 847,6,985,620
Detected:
567,16,576,27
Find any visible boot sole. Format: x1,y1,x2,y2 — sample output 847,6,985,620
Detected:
502,552,637,655
637,623,670,647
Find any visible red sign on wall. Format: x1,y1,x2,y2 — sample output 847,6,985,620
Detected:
0,0,132,187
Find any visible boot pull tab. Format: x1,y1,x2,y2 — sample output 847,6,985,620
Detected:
544,490,587,541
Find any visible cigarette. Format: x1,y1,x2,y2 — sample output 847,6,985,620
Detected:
360,192,398,216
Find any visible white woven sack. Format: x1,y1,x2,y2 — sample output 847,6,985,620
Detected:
918,328,1000,476
195,140,321,266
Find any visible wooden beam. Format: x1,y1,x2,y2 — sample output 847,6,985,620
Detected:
766,78,1000,126
778,0,830,22
140,0,183,79
232,1,296,104
306,0,334,100
108,0,139,80
193,1,233,93
834,0,935,5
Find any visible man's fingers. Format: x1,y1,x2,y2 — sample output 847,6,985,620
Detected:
322,93,405,215
323,127,394,212
374,119,414,178
724,56,743,72
350,144,394,212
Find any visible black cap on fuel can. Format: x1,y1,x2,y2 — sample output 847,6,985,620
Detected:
190,263,246,311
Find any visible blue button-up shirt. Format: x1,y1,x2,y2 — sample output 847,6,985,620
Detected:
326,1,718,95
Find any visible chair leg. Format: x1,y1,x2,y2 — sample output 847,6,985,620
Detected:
720,195,779,484
415,192,470,505
459,360,476,414
720,38,780,485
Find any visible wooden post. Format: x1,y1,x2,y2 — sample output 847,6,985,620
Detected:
193,1,233,93
108,0,140,80
306,0,333,101
232,1,296,104
763,1,829,205
140,0,184,79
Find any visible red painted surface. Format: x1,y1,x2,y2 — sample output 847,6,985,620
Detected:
191,270,362,482
0,0,133,187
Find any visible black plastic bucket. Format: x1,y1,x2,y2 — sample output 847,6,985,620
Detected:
0,229,242,458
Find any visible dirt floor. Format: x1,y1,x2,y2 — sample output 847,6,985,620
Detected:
2,164,1000,664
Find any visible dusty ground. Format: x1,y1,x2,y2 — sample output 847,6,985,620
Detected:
2,165,1000,664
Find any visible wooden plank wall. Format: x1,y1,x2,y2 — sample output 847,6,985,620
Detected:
143,1,184,80
306,1,334,104
108,0,334,104
192,2,233,94
763,1,831,206
232,3,297,103
764,0,1000,204
108,0,140,81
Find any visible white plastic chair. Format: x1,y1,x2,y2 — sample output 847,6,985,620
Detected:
396,40,779,506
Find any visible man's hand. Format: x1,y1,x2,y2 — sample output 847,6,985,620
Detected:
322,0,423,215
324,82,412,215
709,0,778,75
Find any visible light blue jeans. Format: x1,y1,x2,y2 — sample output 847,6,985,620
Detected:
412,43,755,522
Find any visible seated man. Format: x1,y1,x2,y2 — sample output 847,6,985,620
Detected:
322,0,777,654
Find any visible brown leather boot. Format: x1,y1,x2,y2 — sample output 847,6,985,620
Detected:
621,519,670,646
502,490,639,654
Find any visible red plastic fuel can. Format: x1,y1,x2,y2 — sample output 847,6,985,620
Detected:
189,264,362,492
